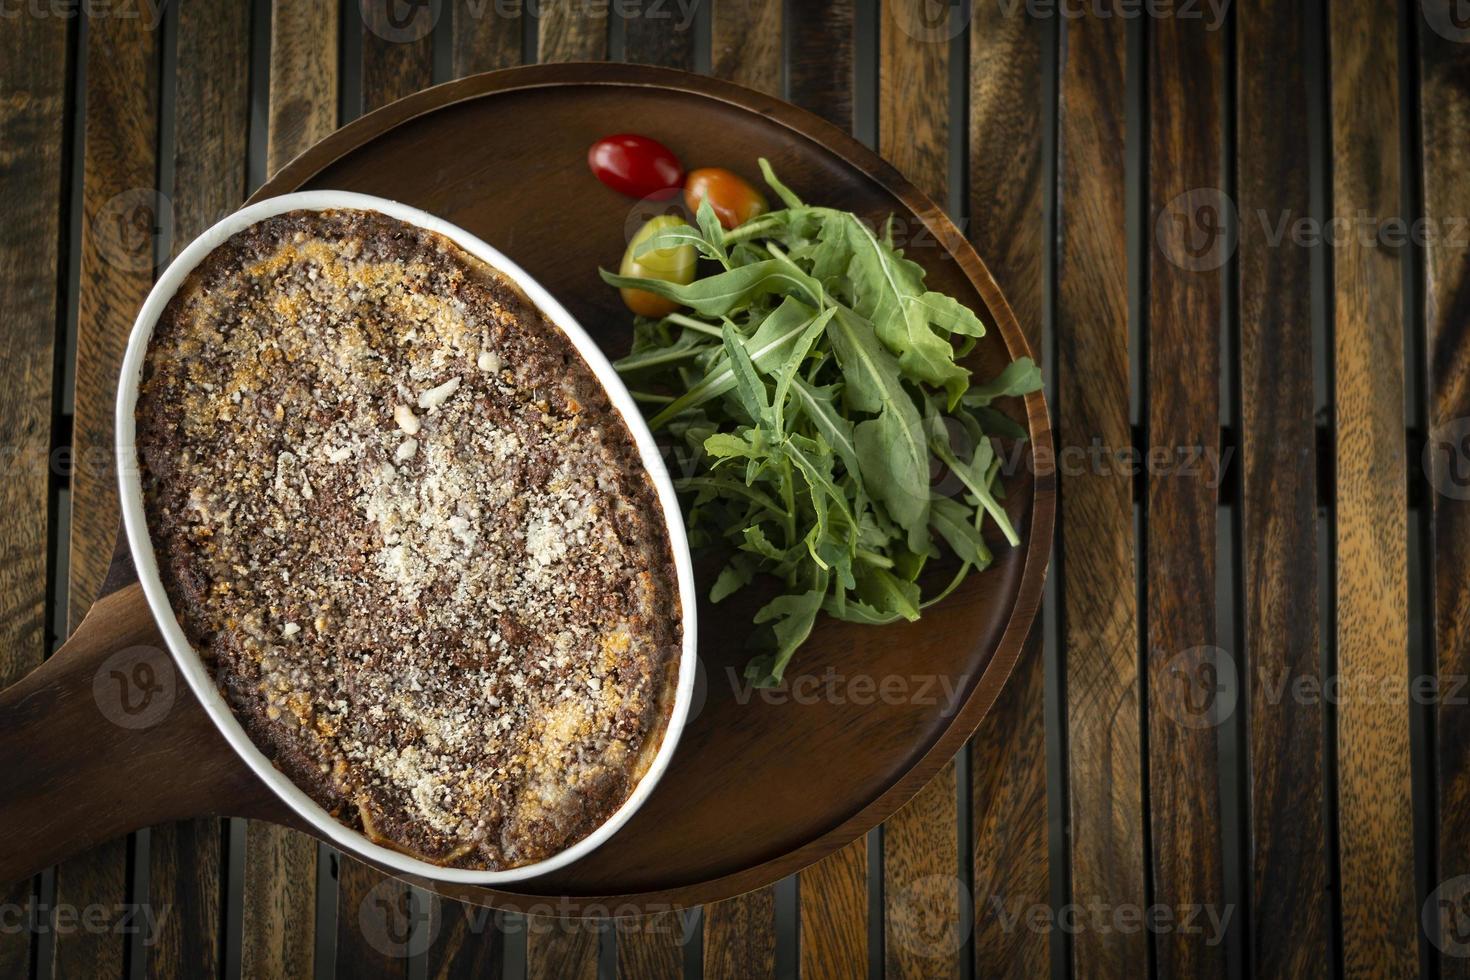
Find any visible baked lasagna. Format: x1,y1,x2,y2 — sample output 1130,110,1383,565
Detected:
135,207,681,870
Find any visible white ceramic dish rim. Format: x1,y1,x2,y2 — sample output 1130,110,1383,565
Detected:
114,190,698,886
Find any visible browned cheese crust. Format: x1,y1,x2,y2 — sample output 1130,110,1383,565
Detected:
135,208,681,869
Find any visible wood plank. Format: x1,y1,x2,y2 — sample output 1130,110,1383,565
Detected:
0,8,68,978
879,4,959,978
243,5,336,972
58,6,161,976
885,766,961,978
705,888,776,980
712,0,780,95
267,0,340,176
1056,7,1146,978
787,0,854,132
1145,8,1226,978
336,856,413,977
526,917,598,980
240,824,317,978
1421,3,1470,973
145,2,251,973
971,645,1048,977
1236,0,1330,975
361,0,436,113
537,0,607,62
1329,0,1416,973
452,0,520,75
799,838,867,980
615,911,683,980
622,0,696,70
427,901,503,979
967,4,1048,976
879,0,949,204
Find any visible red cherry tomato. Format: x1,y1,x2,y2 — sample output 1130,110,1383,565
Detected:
684,167,768,229
588,134,684,199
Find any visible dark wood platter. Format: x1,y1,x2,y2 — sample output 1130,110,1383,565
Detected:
0,64,1052,912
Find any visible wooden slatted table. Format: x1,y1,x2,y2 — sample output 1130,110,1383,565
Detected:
0,1,1458,977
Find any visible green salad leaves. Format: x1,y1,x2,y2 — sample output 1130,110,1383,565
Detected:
604,160,1041,687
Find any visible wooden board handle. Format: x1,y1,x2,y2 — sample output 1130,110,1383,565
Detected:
0,583,276,883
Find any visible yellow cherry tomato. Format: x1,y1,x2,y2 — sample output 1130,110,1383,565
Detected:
684,167,768,230
620,214,696,317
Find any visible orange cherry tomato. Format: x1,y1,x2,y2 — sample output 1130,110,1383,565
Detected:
683,167,768,230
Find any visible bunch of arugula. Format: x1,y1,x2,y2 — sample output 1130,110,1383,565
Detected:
603,160,1041,687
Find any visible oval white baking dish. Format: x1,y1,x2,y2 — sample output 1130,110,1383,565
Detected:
114,190,698,886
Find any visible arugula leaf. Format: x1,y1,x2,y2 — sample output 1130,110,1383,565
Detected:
746,573,828,686
827,307,930,550
608,162,1042,685
962,356,1043,406
600,260,821,316
648,297,819,428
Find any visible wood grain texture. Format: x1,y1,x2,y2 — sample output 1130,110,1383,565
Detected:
712,0,780,95
1421,3,1470,974
1237,0,1329,975
337,857,413,977
879,7,959,976
622,0,697,70
268,0,340,176
1146,9,1226,978
59,6,161,976
885,763,961,979
145,2,251,972
1056,7,1147,977
526,917,598,980
615,911,685,980
879,0,948,204
537,0,607,62
361,0,437,113
452,0,520,75
427,900,503,979
146,821,223,979
1329,0,1416,974
799,838,867,979
705,888,776,980
0,8,68,978
241,823,317,978
967,4,1048,977
787,0,853,132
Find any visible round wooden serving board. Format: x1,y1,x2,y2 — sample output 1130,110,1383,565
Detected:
0,64,1053,912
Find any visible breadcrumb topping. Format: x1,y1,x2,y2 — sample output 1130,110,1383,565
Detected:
135,208,681,869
